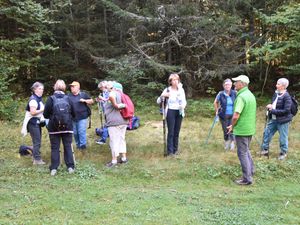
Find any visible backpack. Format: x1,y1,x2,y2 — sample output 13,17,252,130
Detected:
291,95,298,116
19,145,33,156
127,116,140,130
51,95,72,131
117,91,135,119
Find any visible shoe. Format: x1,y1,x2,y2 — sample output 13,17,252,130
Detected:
278,152,287,160
96,140,105,145
234,178,252,185
230,141,235,151
33,159,46,165
68,167,75,174
106,162,117,168
260,150,269,156
118,158,128,164
50,169,57,176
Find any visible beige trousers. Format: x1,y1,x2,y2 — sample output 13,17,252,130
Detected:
108,125,127,158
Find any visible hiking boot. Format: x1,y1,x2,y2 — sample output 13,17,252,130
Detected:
50,169,57,176
278,152,287,160
33,159,46,165
106,162,117,168
96,140,105,145
260,150,269,156
234,178,252,185
68,167,75,174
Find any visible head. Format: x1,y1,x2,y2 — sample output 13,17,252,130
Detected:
168,73,180,88
69,81,80,95
223,78,232,92
98,81,108,92
31,82,44,97
232,75,250,91
106,81,114,92
113,81,123,92
53,79,66,92
276,78,289,92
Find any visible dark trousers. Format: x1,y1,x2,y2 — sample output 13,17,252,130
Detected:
49,133,74,170
236,136,254,182
166,109,183,155
220,115,234,141
28,122,42,160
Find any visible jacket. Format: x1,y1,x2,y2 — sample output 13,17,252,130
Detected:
269,91,293,124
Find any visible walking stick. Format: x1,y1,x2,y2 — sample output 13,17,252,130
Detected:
97,101,104,129
260,110,270,159
205,115,219,145
162,97,167,157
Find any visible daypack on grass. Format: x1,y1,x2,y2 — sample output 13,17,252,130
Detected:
19,145,33,156
127,116,140,130
291,95,298,116
117,91,134,119
51,95,72,131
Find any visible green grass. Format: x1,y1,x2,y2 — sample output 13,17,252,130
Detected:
1,99,300,224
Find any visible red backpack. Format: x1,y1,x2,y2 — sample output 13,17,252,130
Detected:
117,91,135,119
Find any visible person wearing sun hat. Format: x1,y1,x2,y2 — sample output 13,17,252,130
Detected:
68,81,94,150
227,75,256,185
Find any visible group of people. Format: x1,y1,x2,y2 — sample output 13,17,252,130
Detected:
21,73,294,185
22,79,129,175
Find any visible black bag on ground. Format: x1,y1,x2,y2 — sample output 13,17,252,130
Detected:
19,145,33,156
51,95,72,131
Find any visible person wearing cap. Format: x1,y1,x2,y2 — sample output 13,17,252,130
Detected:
157,73,187,156
21,82,46,165
104,81,129,168
68,81,94,149
44,80,75,176
227,75,256,185
260,78,292,160
214,78,236,150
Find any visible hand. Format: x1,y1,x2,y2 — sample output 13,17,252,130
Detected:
227,125,233,134
266,104,272,110
161,92,170,98
80,98,86,103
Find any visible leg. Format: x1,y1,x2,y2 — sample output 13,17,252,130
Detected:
277,122,289,154
62,133,75,169
261,119,278,151
108,126,119,160
77,118,88,148
166,109,176,155
173,111,183,154
236,136,254,183
73,121,79,148
28,123,42,160
49,134,61,170
220,117,229,141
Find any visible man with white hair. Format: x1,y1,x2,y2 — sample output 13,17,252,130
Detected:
261,78,293,160
227,75,256,185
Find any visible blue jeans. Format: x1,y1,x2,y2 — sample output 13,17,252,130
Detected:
166,109,183,155
262,119,289,153
73,118,88,148
99,126,109,143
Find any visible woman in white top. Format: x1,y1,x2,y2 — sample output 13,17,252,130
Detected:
158,74,187,156
21,82,46,165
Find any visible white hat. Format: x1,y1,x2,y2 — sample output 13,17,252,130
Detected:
232,75,250,84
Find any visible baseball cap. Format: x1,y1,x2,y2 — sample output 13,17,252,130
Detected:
69,81,80,87
232,75,250,84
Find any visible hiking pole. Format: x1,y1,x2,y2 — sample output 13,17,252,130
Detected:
205,115,219,145
162,97,167,157
260,110,270,159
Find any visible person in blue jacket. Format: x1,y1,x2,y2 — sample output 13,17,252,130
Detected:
214,78,236,150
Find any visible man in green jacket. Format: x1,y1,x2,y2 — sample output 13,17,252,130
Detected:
227,75,256,185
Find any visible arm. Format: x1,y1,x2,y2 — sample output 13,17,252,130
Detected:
270,94,292,116
213,98,219,115
43,97,53,119
29,100,44,116
109,92,120,109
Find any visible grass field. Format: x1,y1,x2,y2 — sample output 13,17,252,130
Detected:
1,99,300,224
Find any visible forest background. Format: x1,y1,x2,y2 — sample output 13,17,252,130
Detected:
0,0,299,120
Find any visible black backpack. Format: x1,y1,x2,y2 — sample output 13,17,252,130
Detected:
291,95,298,116
51,95,72,131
